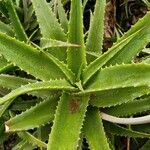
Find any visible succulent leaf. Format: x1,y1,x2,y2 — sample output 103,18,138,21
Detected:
104,96,150,117
0,21,14,36
104,122,150,138
31,0,68,61
84,64,150,93
57,0,68,33
82,29,142,84
106,26,150,65
116,12,150,44
47,93,89,150
11,99,38,111
0,74,53,98
18,131,47,148
86,0,106,54
5,0,28,41
41,38,80,49
32,0,66,41
0,55,15,74
0,79,76,105
0,99,14,117
89,86,150,107
67,0,86,75
12,140,36,150
5,97,58,131
0,33,75,83
83,108,110,150
83,12,150,84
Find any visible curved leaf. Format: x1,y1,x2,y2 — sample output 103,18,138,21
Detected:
106,26,150,66
83,13,150,84
116,12,150,43
0,79,76,105
47,93,89,150
5,0,28,41
0,56,15,73
84,64,150,93
5,97,58,131
89,86,150,107
0,33,75,83
12,140,35,150
102,113,150,125
57,0,68,33
105,12,150,65
104,122,150,138
0,74,53,98
0,98,15,117
32,0,68,61
82,29,141,84
18,131,47,148
86,0,106,54
83,108,110,150
32,0,66,41
67,0,86,75
0,74,35,89
41,38,80,49
0,21,14,36
105,96,150,117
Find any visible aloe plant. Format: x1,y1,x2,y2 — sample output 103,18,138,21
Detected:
0,0,150,149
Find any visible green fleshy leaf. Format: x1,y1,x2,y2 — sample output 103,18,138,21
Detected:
0,33,75,83
83,108,110,150
57,0,68,33
32,0,67,61
67,0,86,75
12,140,36,150
0,21,14,36
0,56,14,73
5,97,58,131
104,122,150,138
84,64,150,93
82,28,141,84
11,99,37,111
0,79,76,105
105,96,150,117
89,86,150,107
32,0,66,41
131,124,150,134
47,93,89,150
18,131,47,148
86,0,106,54
0,74,53,98
115,12,150,45
83,13,150,84
41,38,80,49
0,99,14,117
5,0,28,41
106,12,150,65
0,74,35,89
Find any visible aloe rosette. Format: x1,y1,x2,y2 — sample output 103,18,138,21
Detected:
0,0,150,149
